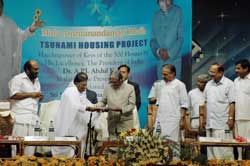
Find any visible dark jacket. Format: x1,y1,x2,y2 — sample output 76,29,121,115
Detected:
86,89,98,104
128,80,141,110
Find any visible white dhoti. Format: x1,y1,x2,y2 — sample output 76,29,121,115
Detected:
206,129,234,160
235,120,250,160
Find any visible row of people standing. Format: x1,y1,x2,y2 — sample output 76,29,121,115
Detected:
149,59,250,160
7,59,141,157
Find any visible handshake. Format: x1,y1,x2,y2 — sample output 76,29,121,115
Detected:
86,106,109,112
86,106,122,113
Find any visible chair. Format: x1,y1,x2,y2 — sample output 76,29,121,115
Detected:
0,100,14,157
199,105,206,136
183,111,198,140
37,100,60,154
147,104,158,128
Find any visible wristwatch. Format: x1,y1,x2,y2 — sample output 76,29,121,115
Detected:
228,116,234,120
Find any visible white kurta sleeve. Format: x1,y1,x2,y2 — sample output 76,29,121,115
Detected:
8,77,21,96
17,27,33,41
228,82,236,103
179,83,188,109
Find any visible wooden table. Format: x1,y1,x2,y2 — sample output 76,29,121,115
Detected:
182,140,250,157
0,138,23,156
22,140,82,158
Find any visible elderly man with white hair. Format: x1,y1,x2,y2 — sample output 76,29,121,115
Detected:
88,70,136,139
188,74,210,129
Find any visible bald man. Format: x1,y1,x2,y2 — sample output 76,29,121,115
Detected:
8,60,43,155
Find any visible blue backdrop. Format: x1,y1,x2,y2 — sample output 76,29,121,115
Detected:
5,0,192,128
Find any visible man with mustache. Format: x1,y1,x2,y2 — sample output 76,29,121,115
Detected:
234,59,250,160
204,63,235,159
8,60,43,155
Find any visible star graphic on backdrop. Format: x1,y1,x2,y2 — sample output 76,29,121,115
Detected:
87,0,107,15
218,12,228,21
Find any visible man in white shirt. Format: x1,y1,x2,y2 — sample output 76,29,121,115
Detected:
188,74,210,129
8,60,43,155
234,59,250,160
204,63,235,159
0,0,44,100
148,64,188,142
53,72,99,158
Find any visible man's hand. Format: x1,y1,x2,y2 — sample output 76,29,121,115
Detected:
179,118,185,130
29,20,45,33
227,119,234,130
39,94,44,101
149,97,157,105
30,92,43,99
86,106,96,112
159,48,169,61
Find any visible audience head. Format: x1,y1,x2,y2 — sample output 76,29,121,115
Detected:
23,60,39,81
162,64,176,82
73,72,88,93
118,64,130,81
109,69,123,89
209,63,224,82
157,0,172,12
235,59,250,78
0,0,3,16
197,74,210,91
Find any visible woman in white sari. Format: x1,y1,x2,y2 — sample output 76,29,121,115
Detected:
52,72,99,158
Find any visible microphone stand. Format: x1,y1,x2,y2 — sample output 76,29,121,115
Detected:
84,112,94,159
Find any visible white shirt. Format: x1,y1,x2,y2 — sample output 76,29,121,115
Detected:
188,88,205,119
204,76,235,130
0,14,32,99
234,73,250,120
8,72,41,124
148,80,166,105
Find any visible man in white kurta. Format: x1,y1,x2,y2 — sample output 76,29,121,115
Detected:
149,64,188,142
53,72,99,158
0,0,43,99
188,74,209,129
205,63,235,159
8,60,43,155
234,59,250,160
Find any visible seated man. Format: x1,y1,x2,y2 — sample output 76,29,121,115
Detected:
53,72,99,158
88,70,136,139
